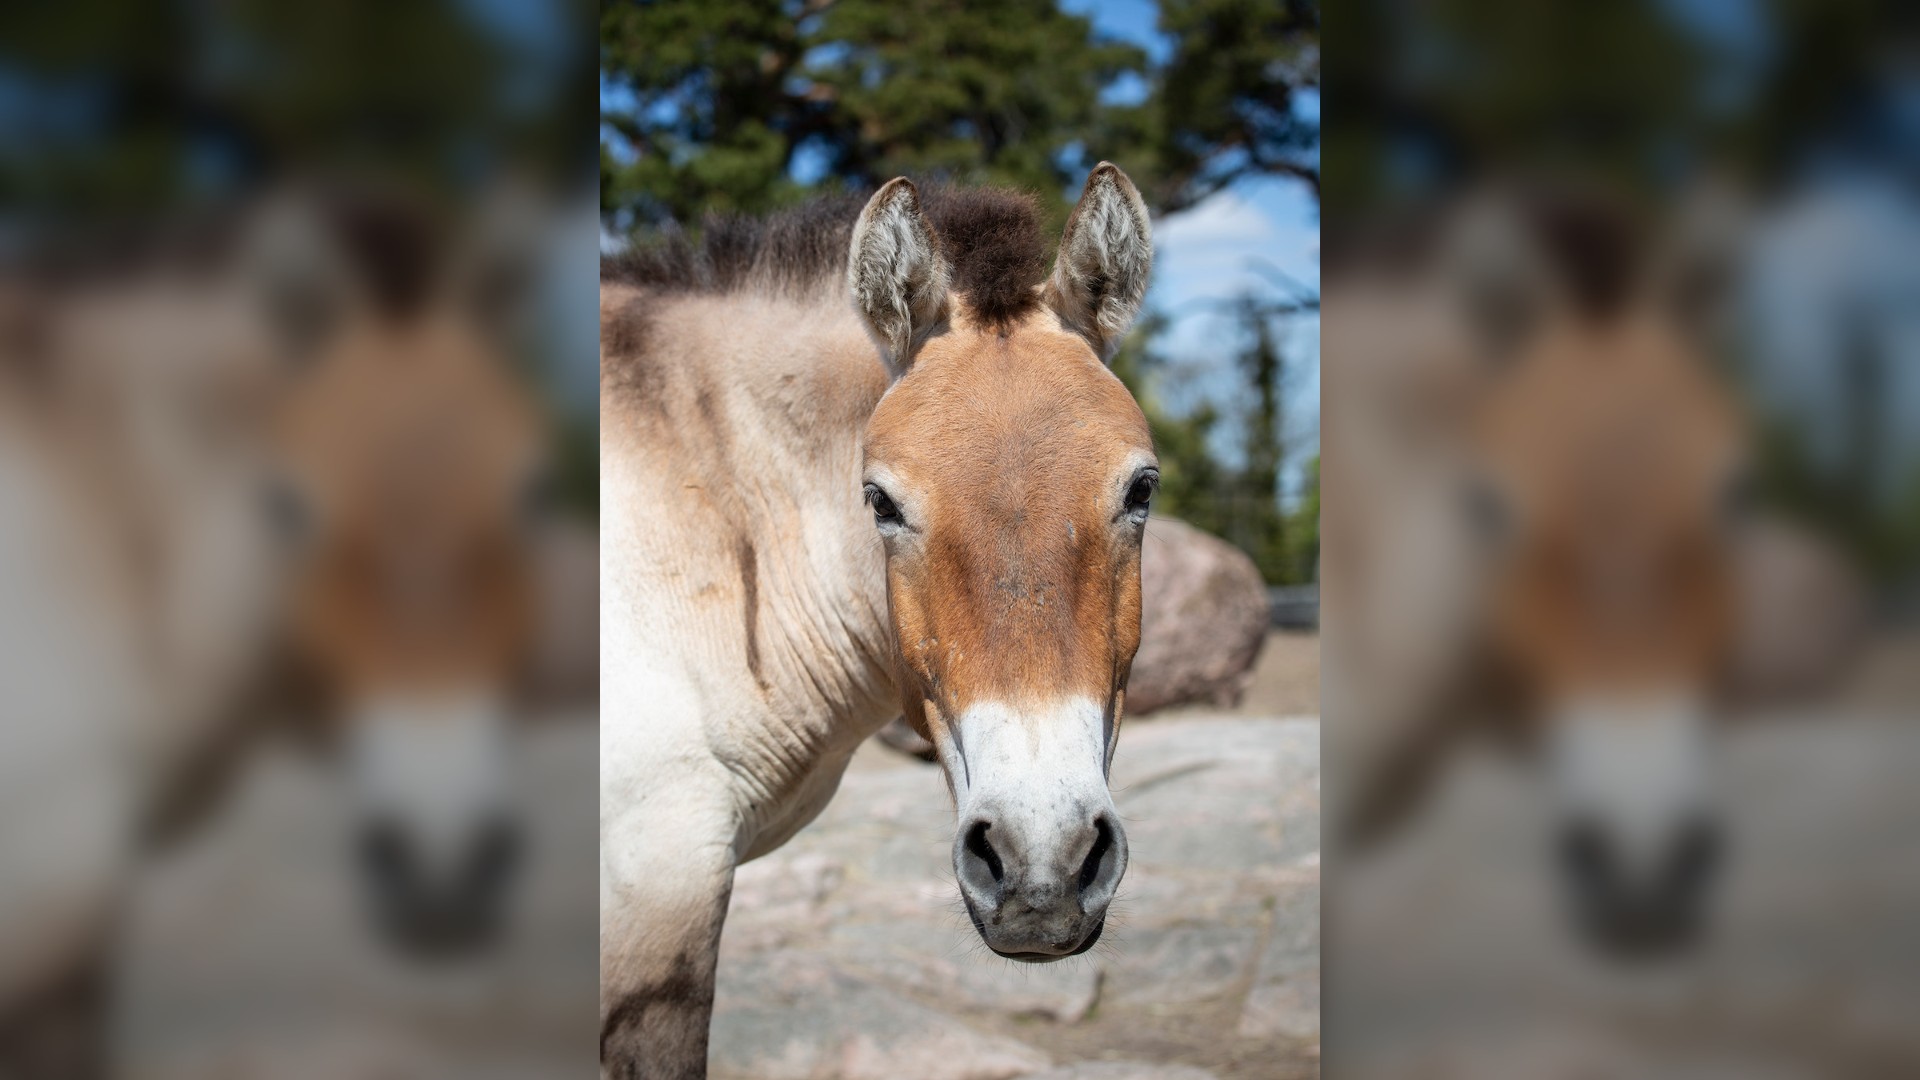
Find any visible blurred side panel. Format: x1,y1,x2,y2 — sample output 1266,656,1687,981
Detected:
0,2,598,1076
1325,0,1920,1075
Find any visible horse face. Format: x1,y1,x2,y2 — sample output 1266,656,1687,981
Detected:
274,314,546,956
849,167,1154,961
1471,315,1745,953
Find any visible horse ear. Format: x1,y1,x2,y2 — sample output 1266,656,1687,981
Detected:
848,178,950,376
448,183,549,348
1047,162,1153,362
1441,194,1565,366
239,192,364,365
1649,184,1749,354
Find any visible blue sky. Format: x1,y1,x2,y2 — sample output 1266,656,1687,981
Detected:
599,0,1321,491
1062,0,1322,493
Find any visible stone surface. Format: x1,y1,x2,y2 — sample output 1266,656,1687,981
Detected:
716,713,1322,1078
117,655,1324,1079
527,520,600,709
1729,515,1867,705
1021,1064,1222,1080
1103,922,1263,1008
711,952,1052,1080
1333,694,1920,1077
827,920,1103,1022
1238,883,1319,1039
118,718,600,1078
1129,517,1273,715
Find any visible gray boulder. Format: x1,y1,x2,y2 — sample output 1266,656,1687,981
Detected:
1129,516,1272,715
1730,515,1866,705
526,519,599,708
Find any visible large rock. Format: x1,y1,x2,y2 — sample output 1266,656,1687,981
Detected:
1129,517,1272,715
526,519,599,709
1729,515,1866,706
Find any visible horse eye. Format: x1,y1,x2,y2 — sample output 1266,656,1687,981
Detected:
1125,470,1158,521
864,483,902,527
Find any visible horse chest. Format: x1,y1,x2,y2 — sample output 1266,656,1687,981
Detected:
739,742,856,863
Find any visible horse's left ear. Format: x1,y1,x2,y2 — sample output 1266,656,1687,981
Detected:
849,178,951,377
240,191,365,365
1047,162,1153,363
449,182,549,347
1649,184,1750,355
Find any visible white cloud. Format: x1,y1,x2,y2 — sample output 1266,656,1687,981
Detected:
1153,190,1278,249
1136,177,1322,484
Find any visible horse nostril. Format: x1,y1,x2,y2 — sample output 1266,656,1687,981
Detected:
965,820,1004,884
1557,818,1611,891
466,817,523,894
358,818,411,888
1668,816,1723,898
1078,816,1114,894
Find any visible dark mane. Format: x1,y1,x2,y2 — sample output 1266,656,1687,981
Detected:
1326,185,1646,320
601,186,1048,327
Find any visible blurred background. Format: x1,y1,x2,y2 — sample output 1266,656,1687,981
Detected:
600,1,1320,1078
0,1,598,1077
1324,1,1920,1076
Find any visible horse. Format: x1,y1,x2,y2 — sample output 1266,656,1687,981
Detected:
0,187,559,1071
258,186,557,955
0,224,304,1073
1324,188,1751,953
600,164,1157,1076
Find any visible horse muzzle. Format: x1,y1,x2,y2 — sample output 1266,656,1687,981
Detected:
938,698,1127,962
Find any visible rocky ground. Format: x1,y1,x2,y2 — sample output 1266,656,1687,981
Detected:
1330,633,1920,1079
709,633,1323,1080
115,635,1321,1079
117,715,600,1078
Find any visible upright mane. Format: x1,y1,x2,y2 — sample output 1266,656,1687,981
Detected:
600,186,1048,327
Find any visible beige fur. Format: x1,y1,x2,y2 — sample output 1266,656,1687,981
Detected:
601,166,1156,1077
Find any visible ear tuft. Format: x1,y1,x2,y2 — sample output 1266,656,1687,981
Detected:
1048,163,1153,362
848,178,951,374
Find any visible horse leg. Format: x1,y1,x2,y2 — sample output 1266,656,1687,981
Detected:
599,792,736,1080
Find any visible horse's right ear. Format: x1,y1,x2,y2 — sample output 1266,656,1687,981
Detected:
848,178,951,376
1648,184,1749,355
240,193,364,366
1047,162,1153,362
1441,194,1565,366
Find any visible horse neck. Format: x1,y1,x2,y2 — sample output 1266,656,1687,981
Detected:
612,288,901,745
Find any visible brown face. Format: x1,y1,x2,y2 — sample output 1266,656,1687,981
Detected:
276,316,543,702
866,306,1156,726
1469,311,1746,953
1476,315,1744,704
864,307,1155,963
272,310,547,956
848,165,1156,961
